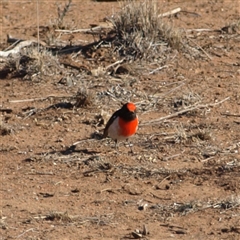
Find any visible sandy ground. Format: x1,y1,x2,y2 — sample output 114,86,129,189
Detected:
1,0,240,239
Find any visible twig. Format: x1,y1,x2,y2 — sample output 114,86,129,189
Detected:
72,138,96,146
55,27,101,33
57,0,72,28
199,97,230,107
7,34,23,44
162,153,183,161
200,156,215,162
55,24,112,34
9,95,73,103
26,171,54,175
188,38,212,60
17,228,36,238
24,108,38,119
100,188,113,193
221,113,240,117
4,35,22,51
150,192,171,200
141,97,230,126
106,58,126,70
186,28,221,33
158,175,170,185
158,7,181,18
105,91,120,102
158,82,186,98
149,65,169,75
36,0,40,52
179,10,200,17
0,40,45,57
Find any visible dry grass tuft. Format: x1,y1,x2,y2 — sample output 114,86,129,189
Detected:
2,47,61,81
174,124,188,144
74,88,95,108
221,20,240,34
169,124,212,144
152,195,240,219
44,0,73,44
173,92,202,110
109,0,183,60
39,211,114,226
190,128,212,141
45,211,72,222
0,218,7,230
56,0,73,29
0,118,13,136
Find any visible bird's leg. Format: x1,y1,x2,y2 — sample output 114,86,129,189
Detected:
114,139,119,151
126,138,134,154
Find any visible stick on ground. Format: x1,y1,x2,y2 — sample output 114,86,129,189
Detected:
158,8,181,18
141,97,230,126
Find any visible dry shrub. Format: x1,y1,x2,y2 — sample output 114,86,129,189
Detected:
173,92,202,109
110,0,183,60
74,88,95,108
44,0,73,44
2,47,61,81
45,212,72,222
221,20,240,34
173,124,211,144
56,0,72,29
0,118,12,136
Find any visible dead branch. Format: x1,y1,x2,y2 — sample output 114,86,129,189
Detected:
0,40,45,57
158,7,181,18
55,23,113,34
105,58,126,70
157,82,186,98
9,95,73,103
188,38,212,60
55,26,102,34
186,28,222,33
221,112,240,117
17,228,37,238
72,138,97,146
7,34,24,44
149,65,169,75
26,171,54,175
141,97,230,126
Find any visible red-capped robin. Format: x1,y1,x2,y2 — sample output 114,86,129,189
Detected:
103,102,138,150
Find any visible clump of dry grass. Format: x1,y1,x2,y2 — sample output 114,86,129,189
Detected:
38,211,114,226
0,118,13,136
221,20,240,34
74,88,95,108
190,128,211,141
56,0,72,29
172,124,211,144
175,195,240,215
44,0,73,45
1,47,61,81
44,211,72,222
109,0,183,60
173,92,202,109
173,124,188,144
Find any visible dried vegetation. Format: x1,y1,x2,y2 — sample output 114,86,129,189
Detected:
109,0,183,60
1,0,240,239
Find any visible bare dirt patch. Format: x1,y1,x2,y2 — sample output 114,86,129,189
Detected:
1,0,240,239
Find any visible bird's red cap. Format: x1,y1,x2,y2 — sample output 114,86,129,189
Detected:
126,102,136,112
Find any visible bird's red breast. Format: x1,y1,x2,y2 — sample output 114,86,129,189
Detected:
103,102,138,141
118,116,138,137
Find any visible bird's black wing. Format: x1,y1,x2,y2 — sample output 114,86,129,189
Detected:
103,109,120,138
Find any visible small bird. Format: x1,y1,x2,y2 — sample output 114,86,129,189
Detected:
103,102,138,150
